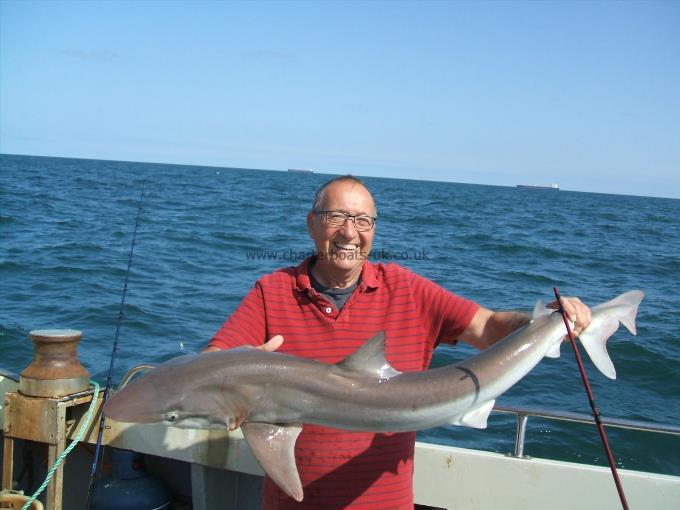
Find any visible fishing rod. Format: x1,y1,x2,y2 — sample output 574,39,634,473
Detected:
553,287,629,510
85,182,146,510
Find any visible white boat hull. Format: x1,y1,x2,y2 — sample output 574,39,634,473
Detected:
2,373,678,509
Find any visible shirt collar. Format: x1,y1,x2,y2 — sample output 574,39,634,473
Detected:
295,257,314,292
295,256,380,292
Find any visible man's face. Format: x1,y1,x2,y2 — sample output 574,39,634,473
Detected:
307,180,376,276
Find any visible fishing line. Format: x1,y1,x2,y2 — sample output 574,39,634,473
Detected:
553,287,629,510
172,309,185,351
84,182,146,510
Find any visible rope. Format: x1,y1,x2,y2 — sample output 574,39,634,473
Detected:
20,381,100,510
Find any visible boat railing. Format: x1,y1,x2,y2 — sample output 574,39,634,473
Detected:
492,404,680,459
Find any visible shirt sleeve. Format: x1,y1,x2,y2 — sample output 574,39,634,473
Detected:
208,281,267,350
409,271,479,346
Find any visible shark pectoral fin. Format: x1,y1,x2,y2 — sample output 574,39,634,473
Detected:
241,422,304,502
454,400,495,429
336,331,401,380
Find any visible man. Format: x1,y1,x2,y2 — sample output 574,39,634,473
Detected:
206,175,591,509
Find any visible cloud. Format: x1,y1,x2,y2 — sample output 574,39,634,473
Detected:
245,49,294,60
62,49,119,62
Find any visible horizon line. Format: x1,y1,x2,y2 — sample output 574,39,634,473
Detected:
1,151,676,201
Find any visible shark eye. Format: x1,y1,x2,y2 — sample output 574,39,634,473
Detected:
166,411,179,423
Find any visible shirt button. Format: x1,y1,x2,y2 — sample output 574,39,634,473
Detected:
325,307,332,314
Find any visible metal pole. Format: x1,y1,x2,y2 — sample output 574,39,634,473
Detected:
513,413,529,459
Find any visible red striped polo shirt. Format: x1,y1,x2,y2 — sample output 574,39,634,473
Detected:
209,257,479,509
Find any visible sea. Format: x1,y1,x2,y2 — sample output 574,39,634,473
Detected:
1,154,678,476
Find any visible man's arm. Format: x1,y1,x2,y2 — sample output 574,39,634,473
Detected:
459,297,592,350
459,308,530,350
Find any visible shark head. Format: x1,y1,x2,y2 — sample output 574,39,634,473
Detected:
103,352,243,429
103,374,169,423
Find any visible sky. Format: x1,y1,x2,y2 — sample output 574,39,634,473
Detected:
1,0,678,198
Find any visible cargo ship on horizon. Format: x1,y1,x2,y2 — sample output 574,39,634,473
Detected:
517,183,559,190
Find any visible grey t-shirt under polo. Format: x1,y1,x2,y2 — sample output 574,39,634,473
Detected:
309,269,359,312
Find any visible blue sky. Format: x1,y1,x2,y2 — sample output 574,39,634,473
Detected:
1,0,678,198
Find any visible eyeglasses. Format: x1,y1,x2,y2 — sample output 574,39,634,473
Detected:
314,210,377,232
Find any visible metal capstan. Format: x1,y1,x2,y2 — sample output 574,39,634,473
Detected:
19,329,90,398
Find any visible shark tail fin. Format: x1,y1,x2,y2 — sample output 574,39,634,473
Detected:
578,290,644,380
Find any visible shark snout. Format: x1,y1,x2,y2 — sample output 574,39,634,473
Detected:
103,381,165,423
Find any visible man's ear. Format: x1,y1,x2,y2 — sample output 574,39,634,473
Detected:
306,212,315,235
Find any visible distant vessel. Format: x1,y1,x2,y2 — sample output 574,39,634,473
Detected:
288,168,314,174
517,183,559,190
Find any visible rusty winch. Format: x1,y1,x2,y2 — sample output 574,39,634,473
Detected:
19,329,90,398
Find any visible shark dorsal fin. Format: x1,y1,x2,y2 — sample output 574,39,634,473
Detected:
532,300,551,320
241,422,304,501
336,331,401,381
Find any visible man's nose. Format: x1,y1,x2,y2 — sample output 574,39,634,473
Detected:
338,217,358,237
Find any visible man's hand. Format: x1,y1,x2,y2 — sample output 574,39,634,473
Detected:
203,335,284,353
546,296,591,335
259,334,284,352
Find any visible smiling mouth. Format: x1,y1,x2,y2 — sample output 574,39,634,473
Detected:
332,242,359,252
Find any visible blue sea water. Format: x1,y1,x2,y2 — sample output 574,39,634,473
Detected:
1,154,679,475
